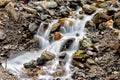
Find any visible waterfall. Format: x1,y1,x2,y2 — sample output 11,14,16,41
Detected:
2,8,103,80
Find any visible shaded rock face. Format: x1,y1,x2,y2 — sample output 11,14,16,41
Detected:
0,0,10,7
60,38,75,51
83,5,96,15
85,21,96,32
5,2,19,21
92,11,111,25
24,61,36,68
113,11,120,29
36,57,47,66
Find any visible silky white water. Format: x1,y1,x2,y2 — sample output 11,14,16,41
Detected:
2,8,103,80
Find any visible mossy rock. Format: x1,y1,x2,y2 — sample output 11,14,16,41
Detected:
72,50,84,60
41,50,55,61
79,38,92,49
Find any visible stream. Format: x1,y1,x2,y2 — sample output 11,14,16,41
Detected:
2,7,102,80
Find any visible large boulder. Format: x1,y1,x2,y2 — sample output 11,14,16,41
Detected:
92,11,111,25
83,5,96,15
5,2,19,21
0,0,10,7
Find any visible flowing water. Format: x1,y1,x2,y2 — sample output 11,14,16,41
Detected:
2,8,102,80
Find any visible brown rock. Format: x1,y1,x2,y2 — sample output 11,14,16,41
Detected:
54,32,62,40
5,2,19,21
23,6,37,14
92,11,111,25
83,5,96,15
0,0,10,7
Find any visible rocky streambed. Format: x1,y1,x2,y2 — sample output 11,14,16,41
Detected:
0,0,120,80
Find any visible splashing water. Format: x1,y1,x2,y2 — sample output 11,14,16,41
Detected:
2,8,103,80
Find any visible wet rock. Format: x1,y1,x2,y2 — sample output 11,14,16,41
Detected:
114,11,120,29
51,23,61,33
107,8,117,16
29,23,38,32
92,11,111,25
0,29,6,41
54,32,62,40
52,70,64,77
24,61,36,68
58,18,74,26
98,1,111,8
72,50,84,60
23,6,37,14
60,38,75,51
58,52,66,59
85,21,96,32
36,57,47,66
5,2,19,21
59,9,70,18
68,2,78,10
37,70,45,75
41,50,55,61
83,5,96,15
0,0,10,7
59,59,66,66
86,58,96,65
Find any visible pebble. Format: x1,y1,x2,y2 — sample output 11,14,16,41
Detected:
0,29,6,41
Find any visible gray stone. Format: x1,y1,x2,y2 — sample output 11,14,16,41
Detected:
29,23,38,32
0,29,6,41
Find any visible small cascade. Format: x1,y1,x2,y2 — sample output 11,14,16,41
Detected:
2,7,103,80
